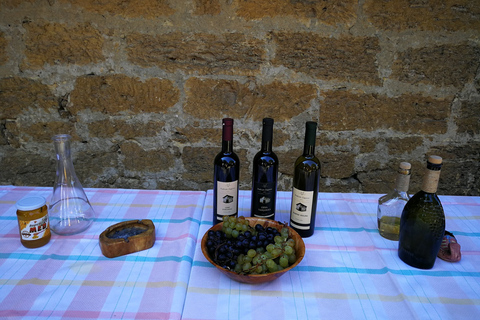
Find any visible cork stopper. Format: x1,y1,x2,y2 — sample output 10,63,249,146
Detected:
422,155,443,193
399,162,411,170
428,155,442,165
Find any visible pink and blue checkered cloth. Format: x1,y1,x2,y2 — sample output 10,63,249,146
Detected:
183,190,480,320
1,186,480,319
0,186,205,319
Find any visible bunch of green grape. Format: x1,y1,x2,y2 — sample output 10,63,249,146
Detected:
206,216,297,275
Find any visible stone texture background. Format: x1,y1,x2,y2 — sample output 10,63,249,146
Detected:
0,0,479,196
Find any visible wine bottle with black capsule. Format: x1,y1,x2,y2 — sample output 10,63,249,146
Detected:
377,162,412,241
251,118,278,219
398,155,445,269
290,121,321,238
213,118,240,225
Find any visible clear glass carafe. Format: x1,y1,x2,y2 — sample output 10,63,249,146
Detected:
49,134,95,235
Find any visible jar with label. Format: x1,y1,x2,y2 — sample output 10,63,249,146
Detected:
16,196,51,248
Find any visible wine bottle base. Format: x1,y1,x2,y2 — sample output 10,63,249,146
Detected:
213,213,237,225
290,221,314,238
398,247,435,269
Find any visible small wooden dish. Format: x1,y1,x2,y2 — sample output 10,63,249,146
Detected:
99,219,155,258
201,217,305,284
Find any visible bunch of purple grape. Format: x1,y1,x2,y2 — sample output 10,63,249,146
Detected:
205,216,296,274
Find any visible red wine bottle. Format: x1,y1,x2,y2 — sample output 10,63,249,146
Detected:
213,118,240,225
398,155,445,269
290,121,320,237
251,118,278,219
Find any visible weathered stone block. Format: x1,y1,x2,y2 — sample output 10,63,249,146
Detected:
364,0,480,31
175,126,219,144
61,0,174,18
75,149,121,188
22,22,104,69
121,141,176,172
320,90,451,134
184,78,316,120
0,147,55,186
194,0,221,15
272,32,381,85
182,146,217,182
386,136,424,154
126,33,265,75
391,44,480,88
456,100,480,135
319,152,355,179
21,121,77,143
0,77,57,119
0,31,7,65
88,119,164,139
69,75,178,115
235,0,357,26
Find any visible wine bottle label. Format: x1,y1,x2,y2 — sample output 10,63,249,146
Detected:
290,187,314,230
252,181,275,218
18,215,50,241
422,170,441,193
216,180,238,217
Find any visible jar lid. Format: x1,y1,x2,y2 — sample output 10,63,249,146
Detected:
16,196,46,211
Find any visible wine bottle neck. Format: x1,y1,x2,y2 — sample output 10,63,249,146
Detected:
261,118,273,152
303,121,317,156
262,140,272,152
421,157,442,193
221,118,234,153
421,169,441,193
222,140,233,153
303,144,315,156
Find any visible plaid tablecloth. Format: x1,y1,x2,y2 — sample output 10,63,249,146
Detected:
0,186,205,320
1,186,480,319
183,190,480,320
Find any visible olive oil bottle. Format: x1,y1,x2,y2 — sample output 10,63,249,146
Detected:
377,162,411,241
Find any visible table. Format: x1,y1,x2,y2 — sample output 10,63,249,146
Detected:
184,190,480,320
1,186,479,319
0,186,206,319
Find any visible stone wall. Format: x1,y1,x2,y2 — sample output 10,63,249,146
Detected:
0,0,479,196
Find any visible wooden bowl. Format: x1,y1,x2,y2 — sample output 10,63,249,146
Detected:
99,219,155,258
201,217,305,284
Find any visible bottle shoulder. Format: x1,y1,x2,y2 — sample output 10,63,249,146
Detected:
379,189,410,203
254,150,278,162
295,154,320,167
405,190,444,211
215,151,239,161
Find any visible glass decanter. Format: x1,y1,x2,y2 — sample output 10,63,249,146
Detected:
49,134,95,235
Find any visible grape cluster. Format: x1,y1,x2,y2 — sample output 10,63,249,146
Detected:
205,216,297,275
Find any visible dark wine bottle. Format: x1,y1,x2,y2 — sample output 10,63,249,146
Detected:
213,118,240,225
251,118,278,219
398,155,445,269
290,121,320,237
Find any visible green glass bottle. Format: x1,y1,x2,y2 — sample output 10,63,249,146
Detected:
289,121,320,238
398,155,445,269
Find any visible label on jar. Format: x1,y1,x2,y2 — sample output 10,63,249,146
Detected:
290,187,313,230
216,180,238,217
19,215,50,241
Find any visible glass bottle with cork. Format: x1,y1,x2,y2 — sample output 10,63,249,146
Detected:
377,162,412,241
398,155,445,269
